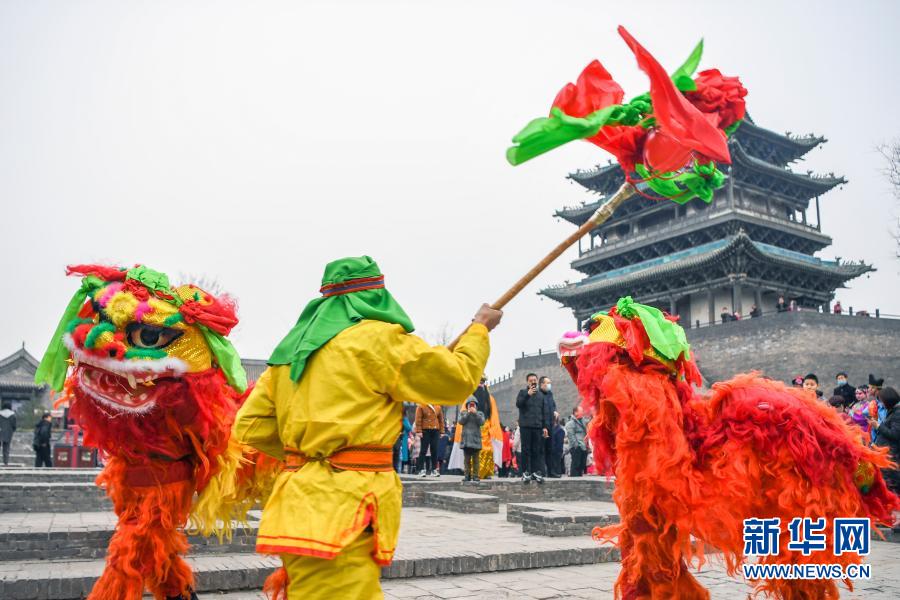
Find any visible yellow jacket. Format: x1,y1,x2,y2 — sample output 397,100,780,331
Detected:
233,319,489,563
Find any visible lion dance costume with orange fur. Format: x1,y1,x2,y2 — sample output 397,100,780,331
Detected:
559,296,900,599
35,264,272,600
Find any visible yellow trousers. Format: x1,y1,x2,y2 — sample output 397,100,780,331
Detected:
281,531,384,600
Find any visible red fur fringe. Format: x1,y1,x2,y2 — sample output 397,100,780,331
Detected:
263,567,289,600
90,458,194,600
573,342,900,599
67,368,242,599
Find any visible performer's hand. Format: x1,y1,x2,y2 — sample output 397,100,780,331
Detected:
472,303,503,332
543,428,549,438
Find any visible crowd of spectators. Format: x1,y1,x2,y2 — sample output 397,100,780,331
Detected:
800,372,900,494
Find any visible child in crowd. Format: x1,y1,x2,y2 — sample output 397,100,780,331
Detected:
458,397,485,482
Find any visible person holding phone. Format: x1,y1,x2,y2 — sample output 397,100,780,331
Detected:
515,373,548,483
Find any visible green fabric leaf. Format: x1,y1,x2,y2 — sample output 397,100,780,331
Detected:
35,275,104,391
634,161,726,204
635,163,684,199
126,265,180,305
268,256,415,383
507,105,620,166
201,326,248,393
670,39,704,91
616,296,691,361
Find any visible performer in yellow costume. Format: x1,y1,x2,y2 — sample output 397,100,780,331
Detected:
232,256,502,599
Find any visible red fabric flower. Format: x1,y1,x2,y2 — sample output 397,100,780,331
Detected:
617,26,731,167
551,60,624,118
179,291,239,336
589,125,647,175
121,278,150,301
685,69,747,129
550,59,649,177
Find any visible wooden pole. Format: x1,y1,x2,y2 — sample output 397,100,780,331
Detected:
448,181,636,349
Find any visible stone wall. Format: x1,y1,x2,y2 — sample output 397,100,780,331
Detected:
490,312,900,420
689,311,900,386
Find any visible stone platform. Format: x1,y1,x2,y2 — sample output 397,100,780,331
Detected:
0,502,622,599
507,501,620,537
0,470,614,513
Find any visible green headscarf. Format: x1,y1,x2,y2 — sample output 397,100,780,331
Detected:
268,256,414,382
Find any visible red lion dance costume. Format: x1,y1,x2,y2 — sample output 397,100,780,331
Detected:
559,297,900,599
35,264,265,600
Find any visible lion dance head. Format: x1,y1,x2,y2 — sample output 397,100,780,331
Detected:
37,263,246,469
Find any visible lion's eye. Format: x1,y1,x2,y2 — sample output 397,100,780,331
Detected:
125,324,183,349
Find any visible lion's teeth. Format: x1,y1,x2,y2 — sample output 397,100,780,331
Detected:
127,373,137,389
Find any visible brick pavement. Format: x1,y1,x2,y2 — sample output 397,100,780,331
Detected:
210,539,900,599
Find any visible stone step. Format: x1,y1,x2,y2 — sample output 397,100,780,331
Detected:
422,491,499,513
0,483,111,513
0,513,259,560
507,501,620,537
402,476,614,506
0,540,621,599
0,553,279,599
0,475,614,513
0,468,100,483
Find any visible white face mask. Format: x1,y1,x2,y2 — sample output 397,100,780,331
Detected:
543,384,552,392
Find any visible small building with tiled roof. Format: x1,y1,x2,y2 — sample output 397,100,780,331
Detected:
0,345,51,427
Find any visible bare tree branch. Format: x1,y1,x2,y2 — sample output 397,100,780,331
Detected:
876,140,900,258
425,321,454,346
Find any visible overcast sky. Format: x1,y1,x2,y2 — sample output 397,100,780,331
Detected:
2,0,898,379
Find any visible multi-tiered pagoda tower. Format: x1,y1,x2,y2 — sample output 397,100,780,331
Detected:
542,117,873,327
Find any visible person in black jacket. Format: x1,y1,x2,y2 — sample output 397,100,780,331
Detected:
515,373,548,484
549,415,565,478
540,376,557,476
0,401,16,466
33,412,53,468
873,387,900,494
832,372,855,406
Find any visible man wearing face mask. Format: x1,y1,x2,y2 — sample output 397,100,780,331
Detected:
516,373,548,483
539,376,557,477
833,372,855,406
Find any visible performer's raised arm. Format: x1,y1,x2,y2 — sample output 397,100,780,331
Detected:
388,305,500,407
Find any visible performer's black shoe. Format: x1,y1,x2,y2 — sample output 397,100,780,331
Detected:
473,477,480,482
166,590,199,600
532,473,545,484
522,473,531,484
464,475,471,482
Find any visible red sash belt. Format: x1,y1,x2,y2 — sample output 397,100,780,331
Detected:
283,444,394,472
